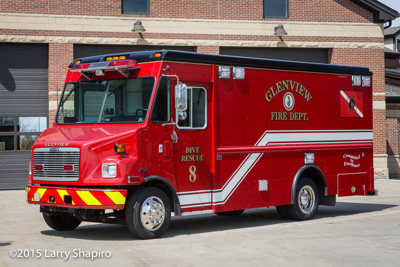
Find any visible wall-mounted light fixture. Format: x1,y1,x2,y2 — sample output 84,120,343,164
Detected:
132,20,146,33
274,24,287,36
274,24,287,42
131,19,147,42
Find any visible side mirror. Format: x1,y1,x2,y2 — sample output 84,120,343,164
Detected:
178,111,187,121
175,83,187,112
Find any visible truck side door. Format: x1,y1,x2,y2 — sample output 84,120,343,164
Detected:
174,86,213,213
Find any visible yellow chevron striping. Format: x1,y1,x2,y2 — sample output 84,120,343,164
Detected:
104,191,126,205
77,191,102,206
35,188,47,202
26,187,30,201
57,189,75,205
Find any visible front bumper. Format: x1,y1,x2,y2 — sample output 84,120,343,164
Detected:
26,185,127,210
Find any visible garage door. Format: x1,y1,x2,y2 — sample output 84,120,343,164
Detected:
220,47,329,63
0,43,48,190
74,44,196,59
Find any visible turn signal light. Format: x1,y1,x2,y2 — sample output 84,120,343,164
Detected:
115,143,125,154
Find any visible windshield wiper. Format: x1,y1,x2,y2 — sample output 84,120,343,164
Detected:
60,76,84,107
107,80,128,97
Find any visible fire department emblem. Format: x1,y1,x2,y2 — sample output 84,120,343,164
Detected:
283,92,295,111
340,90,363,118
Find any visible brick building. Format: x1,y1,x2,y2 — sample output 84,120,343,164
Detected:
0,0,398,188
384,27,400,177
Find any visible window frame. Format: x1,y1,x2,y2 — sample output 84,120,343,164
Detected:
151,76,171,123
176,86,207,130
263,0,289,19
0,116,48,152
122,0,150,15
55,76,156,125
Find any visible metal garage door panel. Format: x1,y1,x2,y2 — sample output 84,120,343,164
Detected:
74,44,196,59
0,153,32,189
0,43,48,190
220,47,329,64
0,44,48,116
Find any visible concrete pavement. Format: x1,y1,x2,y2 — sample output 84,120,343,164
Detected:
1,179,399,267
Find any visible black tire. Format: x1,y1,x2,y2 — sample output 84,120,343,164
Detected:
287,178,319,220
216,210,245,216
125,187,171,239
42,212,81,231
276,205,292,220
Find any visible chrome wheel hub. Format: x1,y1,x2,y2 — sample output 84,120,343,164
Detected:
140,196,165,231
298,185,315,214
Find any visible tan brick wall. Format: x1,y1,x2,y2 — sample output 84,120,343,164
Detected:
386,118,399,155
197,46,220,55
0,0,388,176
48,43,74,126
0,0,374,23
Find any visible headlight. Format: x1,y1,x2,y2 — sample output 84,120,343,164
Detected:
102,163,117,178
29,160,32,175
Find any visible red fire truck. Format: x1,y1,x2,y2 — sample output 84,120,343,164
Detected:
26,50,375,239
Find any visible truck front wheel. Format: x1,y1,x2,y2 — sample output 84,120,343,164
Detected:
125,187,171,239
43,212,81,231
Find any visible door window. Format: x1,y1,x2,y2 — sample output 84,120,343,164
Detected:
177,87,207,129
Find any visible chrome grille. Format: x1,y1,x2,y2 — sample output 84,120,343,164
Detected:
33,147,80,181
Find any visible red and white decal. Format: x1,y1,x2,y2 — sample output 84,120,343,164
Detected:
340,90,364,118
178,129,373,210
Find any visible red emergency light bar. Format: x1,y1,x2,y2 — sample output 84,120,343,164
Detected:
70,59,140,78
71,59,138,72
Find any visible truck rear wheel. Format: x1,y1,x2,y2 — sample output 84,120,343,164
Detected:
125,187,171,239
43,212,81,231
288,178,319,220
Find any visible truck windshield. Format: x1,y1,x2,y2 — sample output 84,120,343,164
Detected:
56,77,155,124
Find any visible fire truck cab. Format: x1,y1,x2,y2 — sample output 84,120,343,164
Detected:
27,50,375,239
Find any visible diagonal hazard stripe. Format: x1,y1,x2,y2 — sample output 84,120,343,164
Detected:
57,189,75,205
77,191,102,206
68,190,84,205
26,187,30,201
104,191,126,205
36,188,47,201
340,90,363,118
90,191,114,205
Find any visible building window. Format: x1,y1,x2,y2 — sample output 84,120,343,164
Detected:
122,0,149,14
264,0,288,18
0,116,47,151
